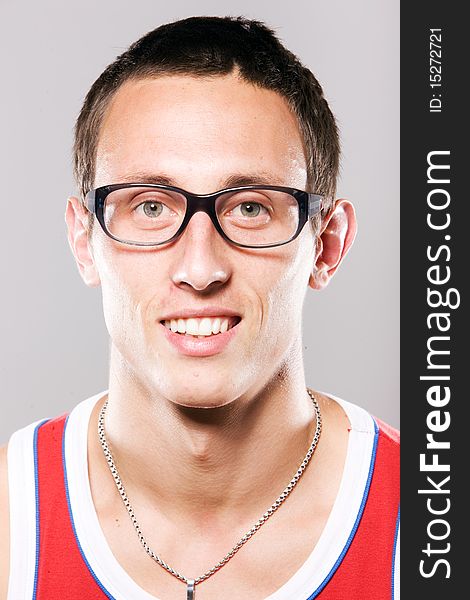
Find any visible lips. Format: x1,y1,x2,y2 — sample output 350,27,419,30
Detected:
159,315,241,357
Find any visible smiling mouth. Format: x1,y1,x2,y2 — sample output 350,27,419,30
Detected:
160,316,241,338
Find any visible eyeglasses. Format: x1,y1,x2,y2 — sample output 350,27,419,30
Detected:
84,183,323,249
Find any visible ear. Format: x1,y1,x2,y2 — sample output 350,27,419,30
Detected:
65,196,101,287
309,199,357,290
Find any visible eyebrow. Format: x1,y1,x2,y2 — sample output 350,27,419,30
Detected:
117,171,286,190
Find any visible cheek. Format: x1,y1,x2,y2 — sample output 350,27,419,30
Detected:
271,244,313,309
253,241,314,340
94,244,158,343
100,272,140,349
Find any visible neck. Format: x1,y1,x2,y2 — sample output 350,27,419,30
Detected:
100,345,317,525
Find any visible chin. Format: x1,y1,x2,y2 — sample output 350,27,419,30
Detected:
163,377,241,410
176,399,233,410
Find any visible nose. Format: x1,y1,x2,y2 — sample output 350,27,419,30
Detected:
170,211,231,291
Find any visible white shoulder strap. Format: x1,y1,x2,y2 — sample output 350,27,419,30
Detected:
7,419,47,600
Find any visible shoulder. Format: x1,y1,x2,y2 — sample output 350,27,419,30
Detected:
327,391,400,445
0,444,10,600
0,419,44,600
323,391,399,443
322,391,400,470
0,410,78,600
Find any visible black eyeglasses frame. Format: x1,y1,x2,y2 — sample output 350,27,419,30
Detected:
84,183,323,249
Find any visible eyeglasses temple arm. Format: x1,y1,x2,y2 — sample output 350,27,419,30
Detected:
84,190,96,214
308,194,323,216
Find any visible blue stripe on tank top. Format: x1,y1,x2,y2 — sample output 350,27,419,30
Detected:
62,414,117,599
32,419,51,600
305,419,380,599
391,506,400,600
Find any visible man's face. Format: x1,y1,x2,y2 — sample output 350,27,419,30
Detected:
90,73,317,408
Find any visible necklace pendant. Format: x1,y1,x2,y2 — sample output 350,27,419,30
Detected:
187,579,195,600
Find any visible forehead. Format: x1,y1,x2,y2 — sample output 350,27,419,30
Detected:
95,73,307,191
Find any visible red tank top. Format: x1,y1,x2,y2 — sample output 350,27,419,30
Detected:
12,395,400,599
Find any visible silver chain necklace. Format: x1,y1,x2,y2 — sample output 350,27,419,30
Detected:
98,388,322,600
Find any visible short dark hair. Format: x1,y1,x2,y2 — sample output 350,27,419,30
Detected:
74,16,340,226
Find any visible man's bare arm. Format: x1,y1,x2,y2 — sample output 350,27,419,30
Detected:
0,445,10,600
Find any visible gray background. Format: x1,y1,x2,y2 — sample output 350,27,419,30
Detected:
0,0,399,443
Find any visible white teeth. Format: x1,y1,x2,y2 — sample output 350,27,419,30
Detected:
211,317,221,334
186,318,199,335
199,317,212,336
163,316,238,337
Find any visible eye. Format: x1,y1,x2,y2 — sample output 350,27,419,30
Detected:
137,201,164,218
234,202,265,218
227,194,269,219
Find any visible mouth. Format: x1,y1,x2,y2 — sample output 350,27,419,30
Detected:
159,315,242,339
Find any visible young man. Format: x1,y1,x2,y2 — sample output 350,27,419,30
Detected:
0,16,399,600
